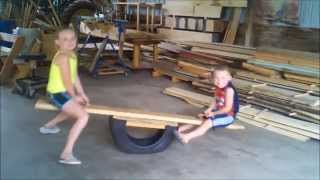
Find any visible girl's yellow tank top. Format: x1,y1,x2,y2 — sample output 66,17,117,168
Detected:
47,52,78,94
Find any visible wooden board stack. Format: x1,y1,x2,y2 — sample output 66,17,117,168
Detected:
163,87,320,141
145,41,320,134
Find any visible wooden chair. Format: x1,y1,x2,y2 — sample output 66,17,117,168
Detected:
0,32,24,85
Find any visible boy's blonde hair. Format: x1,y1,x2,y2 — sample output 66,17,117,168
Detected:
210,65,232,78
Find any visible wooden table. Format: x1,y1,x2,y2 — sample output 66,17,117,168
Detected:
125,35,161,69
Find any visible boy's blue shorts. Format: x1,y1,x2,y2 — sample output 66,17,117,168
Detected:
209,113,234,128
48,92,72,109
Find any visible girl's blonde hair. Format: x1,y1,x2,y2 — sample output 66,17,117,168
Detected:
55,28,76,40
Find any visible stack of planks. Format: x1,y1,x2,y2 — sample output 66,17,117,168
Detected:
146,41,320,130
151,41,255,82
245,48,320,85
192,78,320,125
163,87,320,141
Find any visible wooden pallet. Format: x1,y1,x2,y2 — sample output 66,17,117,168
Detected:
152,68,192,83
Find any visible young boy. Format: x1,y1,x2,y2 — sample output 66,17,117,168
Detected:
39,28,89,165
175,65,239,144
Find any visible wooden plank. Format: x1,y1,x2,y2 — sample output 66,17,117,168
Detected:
239,107,320,134
126,121,166,129
210,0,247,7
158,28,212,43
163,1,195,16
238,114,319,139
35,99,202,125
235,71,319,95
238,116,310,141
284,73,320,85
191,47,253,60
114,116,178,127
179,41,256,55
177,61,211,76
194,5,222,18
152,61,197,82
248,60,320,78
223,8,242,44
163,87,213,106
242,63,280,77
205,19,226,33
255,48,320,69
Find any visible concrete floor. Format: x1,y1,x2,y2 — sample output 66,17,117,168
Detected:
1,71,319,179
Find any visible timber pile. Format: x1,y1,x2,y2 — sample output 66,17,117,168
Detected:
146,41,320,129
193,78,320,125
248,48,320,85
163,87,320,141
134,40,254,71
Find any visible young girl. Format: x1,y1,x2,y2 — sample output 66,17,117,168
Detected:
175,65,239,144
39,28,89,165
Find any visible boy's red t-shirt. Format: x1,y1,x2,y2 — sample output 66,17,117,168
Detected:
214,86,235,117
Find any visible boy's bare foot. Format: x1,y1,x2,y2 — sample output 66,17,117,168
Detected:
174,131,188,144
180,135,189,144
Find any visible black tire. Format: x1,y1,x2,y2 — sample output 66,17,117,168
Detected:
61,0,97,26
109,117,175,154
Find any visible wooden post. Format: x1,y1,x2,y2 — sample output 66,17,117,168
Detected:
171,14,176,30
47,0,61,26
118,31,125,60
115,4,118,19
146,6,149,32
136,3,140,31
125,4,128,20
160,8,163,27
133,43,141,69
151,7,155,33
245,0,254,47
153,44,159,62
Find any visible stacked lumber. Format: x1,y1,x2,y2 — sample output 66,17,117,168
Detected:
251,48,320,85
192,78,320,125
165,41,254,67
255,47,319,69
163,87,320,141
147,42,320,127
151,41,254,83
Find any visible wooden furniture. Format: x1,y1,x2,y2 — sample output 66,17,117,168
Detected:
125,33,161,69
113,2,163,32
0,32,24,85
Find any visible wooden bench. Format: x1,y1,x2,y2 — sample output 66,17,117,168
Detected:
0,32,24,84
